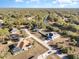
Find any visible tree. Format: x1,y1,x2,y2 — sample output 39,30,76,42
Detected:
0,28,9,43
13,17,26,28
3,17,14,28
71,39,77,46
67,55,79,59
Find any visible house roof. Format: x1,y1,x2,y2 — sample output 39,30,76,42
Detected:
9,38,33,54
0,20,4,23
12,47,21,53
9,34,20,40
9,43,22,54
24,14,35,20
11,28,20,34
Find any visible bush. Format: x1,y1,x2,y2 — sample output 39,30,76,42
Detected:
67,54,79,59
61,48,68,53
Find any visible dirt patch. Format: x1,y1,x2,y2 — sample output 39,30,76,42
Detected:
47,54,61,59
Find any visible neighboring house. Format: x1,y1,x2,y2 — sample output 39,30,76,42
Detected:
39,31,60,43
27,16,35,20
44,32,60,43
9,38,32,55
0,20,4,24
62,15,72,23
9,44,21,55
9,34,20,42
39,31,60,40
19,25,26,29
24,15,35,20
9,28,21,42
11,28,20,34
62,17,69,22
46,32,60,40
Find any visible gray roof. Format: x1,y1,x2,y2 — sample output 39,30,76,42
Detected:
12,47,21,53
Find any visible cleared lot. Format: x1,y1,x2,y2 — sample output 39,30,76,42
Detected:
6,38,48,59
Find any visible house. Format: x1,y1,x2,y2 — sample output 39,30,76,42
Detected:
10,28,20,34
9,34,20,42
0,20,4,24
39,31,60,40
40,31,60,43
9,38,33,55
9,28,21,42
9,44,22,55
24,14,35,20
46,32,60,40
19,25,26,29
39,30,60,43
62,17,69,22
